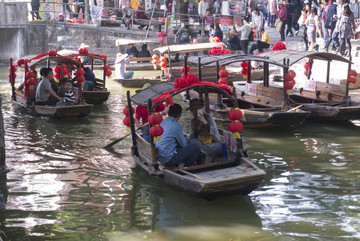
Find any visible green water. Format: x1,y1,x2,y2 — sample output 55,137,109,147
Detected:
0,65,359,240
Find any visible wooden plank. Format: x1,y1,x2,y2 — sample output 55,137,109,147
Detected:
129,57,152,62
256,85,284,100
316,82,346,97
295,89,344,102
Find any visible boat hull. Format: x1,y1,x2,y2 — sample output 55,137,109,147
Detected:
113,78,163,88
82,90,110,104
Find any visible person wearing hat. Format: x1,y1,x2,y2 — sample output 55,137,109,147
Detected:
156,104,200,167
188,99,222,164
174,24,195,62
249,28,271,54
277,0,287,41
56,13,65,22
227,29,241,52
115,53,134,79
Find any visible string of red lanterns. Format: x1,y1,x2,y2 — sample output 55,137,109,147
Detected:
148,112,164,143
227,108,243,139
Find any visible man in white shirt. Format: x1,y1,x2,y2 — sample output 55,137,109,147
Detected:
198,0,209,18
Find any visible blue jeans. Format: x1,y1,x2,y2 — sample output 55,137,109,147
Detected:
121,71,134,79
325,28,339,51
83,81,96,91
142,125,150,143
166,143,200,167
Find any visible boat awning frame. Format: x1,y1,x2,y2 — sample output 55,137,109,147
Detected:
28,56,81,68
153,42,226,54
131,81,235,107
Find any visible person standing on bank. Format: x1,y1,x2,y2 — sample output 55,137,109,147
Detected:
188,99,222,164
249,28,271,54
31,0,42,20
174,25,195,61
35,68,63,106
278,1,287,41
251,8,264,39
305,8,321,51
238,17,252,54
156,104,201,167
338,4,355,57
62,0,73,19
198,0,210,29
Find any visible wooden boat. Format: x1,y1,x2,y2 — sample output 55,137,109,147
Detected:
190,54,310,128
258,50,360,121
113,77,163,88
58,50,110,104
122,81,266,199
9,56,93,118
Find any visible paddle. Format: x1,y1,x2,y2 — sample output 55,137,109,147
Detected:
104,123,148,149
286,104,306,112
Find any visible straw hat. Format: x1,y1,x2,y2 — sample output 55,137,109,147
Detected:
115,53,128,63
278,1,285,5
230,29,238,35
187,98,204,111
78,43,89,50
136,83,151,93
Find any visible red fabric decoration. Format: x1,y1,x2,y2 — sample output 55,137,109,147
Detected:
79,48,89,55
272,42,287,51
49,50,57,56
181,66,190,73
209,47,231,55
123,117,131,127
218,78,228,85
228,121,243,133
186,74,199,85
165,94,174,106
210,37,221,43
174,76,189,89
17,59,25,66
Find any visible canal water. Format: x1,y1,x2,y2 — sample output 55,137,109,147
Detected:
0,66,359,240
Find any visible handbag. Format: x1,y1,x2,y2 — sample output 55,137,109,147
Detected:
276,19,283,33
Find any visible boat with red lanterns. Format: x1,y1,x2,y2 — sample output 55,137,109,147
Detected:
117,78,266,199
8,52,93,118
58,49,111,104
185,53,311,128
258,50,360,121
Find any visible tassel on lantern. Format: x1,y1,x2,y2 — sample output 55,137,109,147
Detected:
347,69,358,89
152,55,159,70
160,56,167,71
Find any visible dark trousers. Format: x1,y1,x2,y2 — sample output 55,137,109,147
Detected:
286,18,293,35
62,3,72,18
36,95,58,106
76,4,85,18
340,38,351,56
249,41,270,54
240,40,249,54
166,143,200,167
31,4,41,20
325,28,339,51
280,20,286,40
302,25,309,50
175,40,190,61
292,13,300,31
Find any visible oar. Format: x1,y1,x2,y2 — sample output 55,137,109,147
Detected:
104,123,148,149
286,104,306,112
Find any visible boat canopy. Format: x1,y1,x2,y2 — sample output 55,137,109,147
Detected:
115,38,158,47
29,56,80,68
153,42,225,54
258,50,352,65
187,54,288,67
57,50,107,61
131,81,234,107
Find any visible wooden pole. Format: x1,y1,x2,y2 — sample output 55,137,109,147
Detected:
85,0,90,24
103,59,106,88
326,60,330,83
9,58,16,101
148,99,159,170
198,57,201,81
264,62,269,87
145,0,157,39
247,60,251,83
127,91,138,155
216,60,220,84
0,96,5,167
216,60,222,109
205,92,210,113
307,58,313,79
184,55,188,77
345,61,351,106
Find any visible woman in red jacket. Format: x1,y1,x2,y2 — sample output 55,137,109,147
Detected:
278,1,287,41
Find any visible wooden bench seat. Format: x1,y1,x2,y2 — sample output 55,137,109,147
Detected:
295,81,346,103
129,57,152,62
239,84,284,108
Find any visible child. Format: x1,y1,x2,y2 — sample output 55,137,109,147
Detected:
57,79,75,106
191,34,199,56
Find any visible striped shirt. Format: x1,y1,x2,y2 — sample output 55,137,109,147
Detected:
63,89,75,103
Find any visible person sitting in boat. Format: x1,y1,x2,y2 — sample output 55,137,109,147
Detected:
125,43,139,58
138,44,151,61
156,104,200,167
115,53,134,79
188,98,222,164
81,64,97,91
56,79,75,106
35,67,63,106
135,84,167,142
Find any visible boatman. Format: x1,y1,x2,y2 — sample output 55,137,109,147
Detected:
35,67,63,106
188,99,222,163
156,104,200,167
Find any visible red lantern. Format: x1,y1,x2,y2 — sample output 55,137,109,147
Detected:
49,50,57,56
160,62,167,68
152,54,159,60
228,108,242,121
27,78,36,89
148,113,163,125
26,71,36,79
9,66,17,72
103,64,111,71
123,106,134,116
218,78,228,85
241,68,248,75
304,63,310,70
181,66,190,73
54,66,60,73
105,70,112,77
8,73,17,79
228,121,243,133
149,126,164,137
159,56,167,62
123,117,131,127
76,76,85,83
284,74,293,82
289,70,296,78
348,77,356,84
76,69,85,76
63,69,68,75
219,70,229,78
17,59,25,66
152,59,158,65
240,62,248,68
349,70,357,77
54,73,61,79
62,64,67,69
